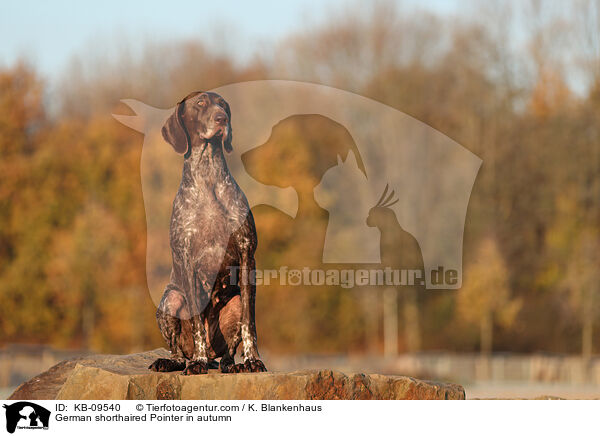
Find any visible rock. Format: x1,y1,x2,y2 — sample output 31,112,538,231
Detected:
9,349,465,400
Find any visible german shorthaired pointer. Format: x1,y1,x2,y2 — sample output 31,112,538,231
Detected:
148,91,266,375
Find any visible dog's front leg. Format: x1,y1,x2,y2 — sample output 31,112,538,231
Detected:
182,314,209,375
239,256,267,372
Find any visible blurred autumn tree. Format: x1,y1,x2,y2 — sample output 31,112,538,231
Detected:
0,63,48,341
1,0,599,357
0,63,159,352
457,237,521,356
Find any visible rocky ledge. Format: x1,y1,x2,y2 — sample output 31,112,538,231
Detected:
9,349,465,400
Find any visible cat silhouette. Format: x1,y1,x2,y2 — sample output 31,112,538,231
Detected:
315,151,381,263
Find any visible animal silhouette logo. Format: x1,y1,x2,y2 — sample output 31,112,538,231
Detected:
114,80,481,298
314,150,380,263
3,402,50,433
366,183,425,273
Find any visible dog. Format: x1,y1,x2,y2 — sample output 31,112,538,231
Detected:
148,91,266,375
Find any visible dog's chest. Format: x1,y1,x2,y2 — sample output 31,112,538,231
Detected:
171,183,250,245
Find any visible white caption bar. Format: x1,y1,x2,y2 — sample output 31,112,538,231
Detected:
1,400,596,435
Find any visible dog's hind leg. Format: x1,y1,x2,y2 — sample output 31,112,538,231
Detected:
219,348,241,373
149,283,188,372
217,294,244,373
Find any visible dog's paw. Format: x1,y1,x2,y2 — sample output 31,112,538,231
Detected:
220,361,245,373
232,363,248,373
182,360,208,375
244,359,267,373
148,358,186,372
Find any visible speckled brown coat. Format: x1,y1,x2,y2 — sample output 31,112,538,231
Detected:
148,92,266,375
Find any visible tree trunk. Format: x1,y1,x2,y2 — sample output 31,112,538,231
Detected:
479,310,493,380
480,310,493,357
582,291,593,363
383,287,398,357
363,287,380,354
404,287,421,352
82,283,95,351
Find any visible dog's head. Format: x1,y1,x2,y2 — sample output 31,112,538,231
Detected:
161,91,233,156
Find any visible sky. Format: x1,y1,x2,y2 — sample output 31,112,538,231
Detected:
0,0,459,80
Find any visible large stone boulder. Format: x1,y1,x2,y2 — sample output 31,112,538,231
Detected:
9,349,465,400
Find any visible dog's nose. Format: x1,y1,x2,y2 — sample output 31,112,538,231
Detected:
214,113,227,125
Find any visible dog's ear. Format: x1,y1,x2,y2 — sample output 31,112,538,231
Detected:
161,99,190,155
222,100,233,153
